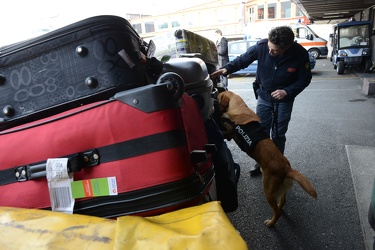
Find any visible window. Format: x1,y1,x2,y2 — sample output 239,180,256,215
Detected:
268,3,277,19
229,42,248,54
338,24,370,48
145,21,155,33
280,2,291,18
171,20,181,28
258,4,264,20
295,6,303,17
158,21,168,30
296,27,308,39
132,23,142,34
249,6,255,23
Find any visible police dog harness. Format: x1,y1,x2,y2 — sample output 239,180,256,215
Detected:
224,119,269,152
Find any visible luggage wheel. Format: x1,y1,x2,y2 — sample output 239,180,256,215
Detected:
156,72,185,100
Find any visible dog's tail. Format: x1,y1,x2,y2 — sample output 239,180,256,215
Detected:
287,169,317,199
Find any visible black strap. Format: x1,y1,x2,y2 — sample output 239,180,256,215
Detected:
0,168,16,186
0,129,186,186
98,129,186,163
271,100,279,139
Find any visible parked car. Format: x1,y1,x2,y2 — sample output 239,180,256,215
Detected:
309,51,316,70
228,39,315,77
228,39,259,77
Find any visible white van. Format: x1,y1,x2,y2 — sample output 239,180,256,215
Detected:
291,24,328,58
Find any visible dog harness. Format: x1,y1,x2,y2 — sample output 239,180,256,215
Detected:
225,119,269,152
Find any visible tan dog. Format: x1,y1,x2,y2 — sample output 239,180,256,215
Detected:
217,90,317,227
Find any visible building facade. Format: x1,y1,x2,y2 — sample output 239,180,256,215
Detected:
128,0,309,41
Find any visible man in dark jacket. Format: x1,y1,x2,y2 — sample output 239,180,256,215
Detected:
215,29,229,88
211,26,312,176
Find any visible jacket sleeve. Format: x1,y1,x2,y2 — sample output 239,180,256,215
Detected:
217,38,228,56
283,51,312,100
223,44,257,75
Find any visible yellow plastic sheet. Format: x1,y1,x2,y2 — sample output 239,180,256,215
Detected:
0,202,248,250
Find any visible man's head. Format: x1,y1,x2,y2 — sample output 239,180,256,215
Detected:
215,29,223,36
267,26,294,56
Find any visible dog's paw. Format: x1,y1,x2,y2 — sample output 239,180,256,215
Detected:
264,219,275,227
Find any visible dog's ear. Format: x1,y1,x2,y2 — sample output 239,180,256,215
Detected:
217,93,230,112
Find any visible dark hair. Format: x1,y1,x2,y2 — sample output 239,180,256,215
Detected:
215,29,222,36
268,26,294,50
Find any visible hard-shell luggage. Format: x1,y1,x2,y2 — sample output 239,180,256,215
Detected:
0,82,215,218
0,15,155,131
162,57,214,121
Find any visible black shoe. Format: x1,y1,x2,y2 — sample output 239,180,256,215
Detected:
250,163,261,177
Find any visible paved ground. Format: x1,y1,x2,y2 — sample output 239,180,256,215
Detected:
224,58,375,250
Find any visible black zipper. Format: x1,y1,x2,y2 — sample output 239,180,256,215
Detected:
0,100,111,135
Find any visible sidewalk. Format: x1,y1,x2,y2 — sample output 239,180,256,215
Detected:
347,145,375,250
348,69,375,250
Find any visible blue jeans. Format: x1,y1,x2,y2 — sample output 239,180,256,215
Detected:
256,96,294,154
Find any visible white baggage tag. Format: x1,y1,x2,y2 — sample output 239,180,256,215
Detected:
118,49,135,68
46,158,75,214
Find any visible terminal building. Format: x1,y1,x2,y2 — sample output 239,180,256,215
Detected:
127,0,312,42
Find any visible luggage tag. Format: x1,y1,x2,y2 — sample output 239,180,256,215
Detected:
70,177,118,199
118,49,135,68
46,158,75,214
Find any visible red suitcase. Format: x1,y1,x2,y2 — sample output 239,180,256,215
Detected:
0,82,215,218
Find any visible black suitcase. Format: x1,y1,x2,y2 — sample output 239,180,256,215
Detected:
0,15,155,130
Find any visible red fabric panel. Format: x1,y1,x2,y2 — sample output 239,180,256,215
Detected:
0,95,207,209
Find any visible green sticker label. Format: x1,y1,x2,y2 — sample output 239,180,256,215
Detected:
71,177,118,199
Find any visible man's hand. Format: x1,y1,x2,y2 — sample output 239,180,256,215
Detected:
210,68,227,79
271,90,287,100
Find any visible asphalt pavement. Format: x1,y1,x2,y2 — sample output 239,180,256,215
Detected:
224,58,375,250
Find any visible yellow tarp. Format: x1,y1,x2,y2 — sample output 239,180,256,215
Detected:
0,201,247,250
